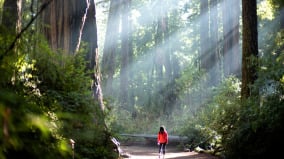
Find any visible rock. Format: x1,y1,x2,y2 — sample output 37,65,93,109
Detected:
195,146,205,153
183,148,190,152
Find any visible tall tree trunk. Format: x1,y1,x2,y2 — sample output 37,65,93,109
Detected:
120,0,131,108
209,0,219,86
1,0,22,83
200,0,209,71
154,1,166,82
41,0,104,110
222,0,241,78
2,0,17,33
127,1,135,113
222,0,232,78
275,4,284,61
101,0,120,97
42,0,71,53
199,0,210,106
163,5,177,116
241,0,258,99
16,0,22,34
231,0,241,78
280,7,284,30
82,1,104,110
1,0,22,39
153,0,172,116
1,0,22,36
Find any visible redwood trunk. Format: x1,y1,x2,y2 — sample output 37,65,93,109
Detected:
241,0,258,99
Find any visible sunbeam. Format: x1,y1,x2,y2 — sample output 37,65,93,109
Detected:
98,0,243,134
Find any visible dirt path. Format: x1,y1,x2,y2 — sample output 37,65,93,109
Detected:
120,145,219,159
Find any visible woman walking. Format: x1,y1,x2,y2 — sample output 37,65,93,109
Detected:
157,126,168,158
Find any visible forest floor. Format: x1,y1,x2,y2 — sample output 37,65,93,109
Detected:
119,144,220,159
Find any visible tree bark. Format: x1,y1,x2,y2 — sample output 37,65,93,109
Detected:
231,0,241,78
241,0,258,99
222,0,232,78
222,0,240,78
200,0,209,71
2,0,22,34
199,0,210,106
101,0,120,97
75,0,104,110
209,0,219,86
2,0,18,33
280,7,284,30
41,0,104,110
42,0,71,53
1,0,22,36
120,0,131,108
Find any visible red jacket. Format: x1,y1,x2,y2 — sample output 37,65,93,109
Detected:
157,131,168,144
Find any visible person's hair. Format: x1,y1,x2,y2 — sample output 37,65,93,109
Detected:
159,126,165,133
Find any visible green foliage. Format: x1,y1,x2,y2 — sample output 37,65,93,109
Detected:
181,120,209,147
258,0,275,20
181,76,241,155
30,40,116,158
200,29,284,158
0,28,116,158
0,78,67,159
182,52,284,158
222,29,284,158
269,0,284,9
223,90,284,159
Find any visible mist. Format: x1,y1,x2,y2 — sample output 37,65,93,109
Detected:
97,0,243,134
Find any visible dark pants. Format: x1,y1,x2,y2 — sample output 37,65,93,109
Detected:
159,143,166,155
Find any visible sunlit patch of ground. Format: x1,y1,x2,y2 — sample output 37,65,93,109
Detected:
120,145,219,159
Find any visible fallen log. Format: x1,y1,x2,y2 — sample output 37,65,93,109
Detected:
119,133,188,145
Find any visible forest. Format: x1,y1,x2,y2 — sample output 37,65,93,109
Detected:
0,0,284,159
